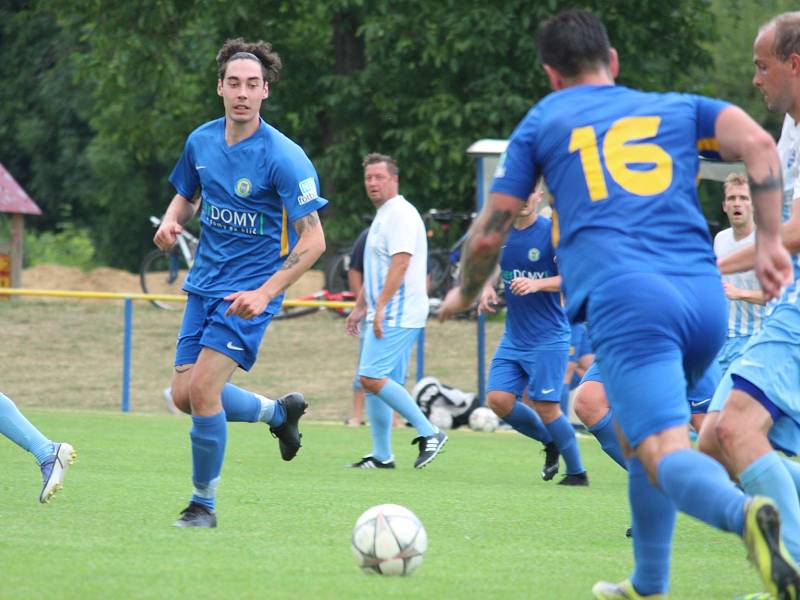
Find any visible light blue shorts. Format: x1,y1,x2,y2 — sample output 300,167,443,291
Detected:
175,293,273,371
358,325,421,383
711,300,800,455
487,339,569,402
716,335,751,375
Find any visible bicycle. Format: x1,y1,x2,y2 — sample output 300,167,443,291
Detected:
274,289,356,320
422,208,474,301
140,216,198,310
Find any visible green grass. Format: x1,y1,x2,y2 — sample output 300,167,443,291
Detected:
0,410,765,599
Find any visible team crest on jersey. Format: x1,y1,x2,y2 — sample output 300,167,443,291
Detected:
528,248,540,262
235,178,252,197
297,177,319,205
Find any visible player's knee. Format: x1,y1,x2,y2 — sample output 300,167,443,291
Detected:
171,387,192,414
359,376,382,394
714,412,739,455
486,393,513,417
533,402,559,424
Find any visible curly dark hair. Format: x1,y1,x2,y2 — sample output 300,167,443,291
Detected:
216,38,282,83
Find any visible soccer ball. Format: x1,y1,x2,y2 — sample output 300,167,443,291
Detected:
351,504,428,576
469,406,499,432
428,405,453,430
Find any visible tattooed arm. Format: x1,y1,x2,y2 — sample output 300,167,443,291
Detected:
714,105,791,300
437,193,521,321
225,211,326,319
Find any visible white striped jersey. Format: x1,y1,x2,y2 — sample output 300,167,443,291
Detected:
363,195,429,328
713,228,764,337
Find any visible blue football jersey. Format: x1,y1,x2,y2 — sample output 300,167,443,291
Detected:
499,216,570,346
492,85,728,321
169,117,328,311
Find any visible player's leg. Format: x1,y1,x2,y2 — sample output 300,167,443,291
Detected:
528,343,587,484
0,391,76,503
359,326,446,469
347,328,366,426
573,365,626,469
173,346,235,528
589,273,750,596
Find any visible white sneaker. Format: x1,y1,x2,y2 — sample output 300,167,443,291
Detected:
39,442,77,503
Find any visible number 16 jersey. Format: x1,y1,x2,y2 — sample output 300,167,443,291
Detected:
492,84,728,322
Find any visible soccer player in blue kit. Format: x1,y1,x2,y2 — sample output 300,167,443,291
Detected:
154,39,327,528
479,190,586,484
438,9,800,599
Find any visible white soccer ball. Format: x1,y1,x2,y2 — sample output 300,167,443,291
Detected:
469,406,499,433
351,504,428,576
428,405,453,430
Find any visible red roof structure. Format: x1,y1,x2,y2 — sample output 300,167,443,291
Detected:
0,162,42,215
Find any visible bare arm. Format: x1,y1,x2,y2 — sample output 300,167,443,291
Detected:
714,106,792,299
153,193,200,251
722,281,766,305
509,275,562,295
347,269,363,296
225,211,326,318
438,193,521,320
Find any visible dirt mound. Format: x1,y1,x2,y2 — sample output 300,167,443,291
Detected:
19,264,325,297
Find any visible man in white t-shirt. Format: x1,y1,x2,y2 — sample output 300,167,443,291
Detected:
713,172,765,374
345,153,447,469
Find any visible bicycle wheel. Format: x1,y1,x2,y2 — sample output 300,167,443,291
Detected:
140,248,189,310
427,249,450,299
324,251,350,293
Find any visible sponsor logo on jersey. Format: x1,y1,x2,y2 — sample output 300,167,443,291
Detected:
501,268,550,283
297,177,319,205
202,203,263,235
528,247,540,262
235,178,252,197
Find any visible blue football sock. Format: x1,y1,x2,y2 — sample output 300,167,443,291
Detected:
366,393,393,462
656,448,745,535
628,457,674,596
545,414,584,475
377,379,436,438
588,410,626,469
740,452,800,562
220,383,261,422
0,392,54,464
503,401,552,444
189,411,227,512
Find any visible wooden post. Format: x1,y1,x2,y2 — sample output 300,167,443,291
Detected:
10,213,22,288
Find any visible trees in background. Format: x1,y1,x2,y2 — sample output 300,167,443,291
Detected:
4,0,776,270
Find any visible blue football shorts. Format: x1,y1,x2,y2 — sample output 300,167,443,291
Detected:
487,338,569,402
174,292,273,371
710,299,800,455
585,272,726,448
580,358,719,414
358,325,421,383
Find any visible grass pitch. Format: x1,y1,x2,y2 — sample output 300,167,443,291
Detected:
0,410,765,599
